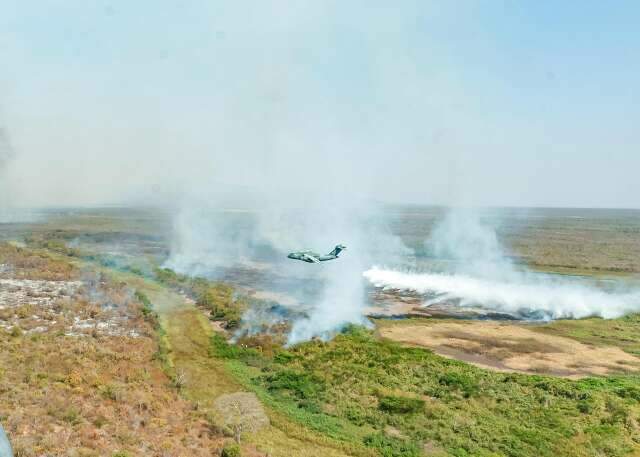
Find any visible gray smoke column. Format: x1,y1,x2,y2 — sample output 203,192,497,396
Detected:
364,208,640,320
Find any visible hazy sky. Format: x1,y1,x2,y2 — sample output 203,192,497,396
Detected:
1,1,639,208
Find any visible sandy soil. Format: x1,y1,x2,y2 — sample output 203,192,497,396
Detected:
379,321,640,378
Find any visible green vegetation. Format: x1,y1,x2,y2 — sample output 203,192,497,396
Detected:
9,208,640,456
377,395,425,414
155,267,246,327
214,325,640,457
363,434,421,457
146,286,354,457
536,314,640,357
135,290,154,318
221,443,242,457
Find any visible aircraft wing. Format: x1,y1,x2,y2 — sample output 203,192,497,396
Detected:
302,253,321,263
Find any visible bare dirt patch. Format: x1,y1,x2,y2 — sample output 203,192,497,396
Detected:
379,321,640,378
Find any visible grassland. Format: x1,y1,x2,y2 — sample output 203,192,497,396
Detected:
535,314,640,358
0,243,224,456
388,206,640,276
0,240,360,456
213,325,640,457
134,266,361,456
376,319,640,378
7,206,640,276
3,207,640,456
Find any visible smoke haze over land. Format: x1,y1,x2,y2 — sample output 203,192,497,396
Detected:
365,209,640,320
164,197,410,343
1,2,640,339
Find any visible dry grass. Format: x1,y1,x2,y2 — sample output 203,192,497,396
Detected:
0,243,224,456
0,243,76,281
213,392,270,442
390,207,640,274
0,333,222,456
379,320,640,378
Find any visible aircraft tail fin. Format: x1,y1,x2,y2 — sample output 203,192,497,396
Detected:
328,244,346,257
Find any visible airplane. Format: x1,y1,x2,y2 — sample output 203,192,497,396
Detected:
287,244,346,263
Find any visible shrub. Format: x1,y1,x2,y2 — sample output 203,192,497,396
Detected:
221,443,241,457
534,379,583,400
615,386,640,401
62,407,81,425
577,400,593,414
378,395,425,414
344,405,369,426
273,350,297,364
264,369,325,400
213,392,270,443
135,290,151,307
236,335,278,357
135,290,157,322
112,452,132,457
127,266,143,276
363,434,421,457
438,372,479,397
210,334,259,360
154,267,186,287
604,396,629,424
199,285,243,327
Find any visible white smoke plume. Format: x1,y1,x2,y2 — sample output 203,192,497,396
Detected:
364,267,640,320
364,209,640,320
165,194,409,344
428,209,510,276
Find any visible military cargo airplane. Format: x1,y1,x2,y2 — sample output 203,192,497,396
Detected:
287,244,346,263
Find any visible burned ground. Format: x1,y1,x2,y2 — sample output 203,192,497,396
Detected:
0,243,224,456
4,207,640,457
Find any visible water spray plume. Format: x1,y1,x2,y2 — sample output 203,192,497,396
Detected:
364,209,640,320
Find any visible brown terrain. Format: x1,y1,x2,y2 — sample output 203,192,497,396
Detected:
379,321,640,379
0,243,224,456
